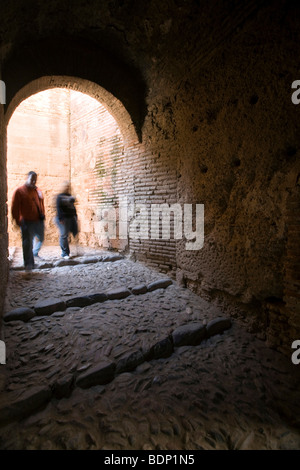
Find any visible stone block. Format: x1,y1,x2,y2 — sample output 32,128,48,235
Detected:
52,373,74,399
146,336,174,360
102,254,123,262
147,279,173,291
87,293,108,304
131,284,148,295
206,317,232,338
172,322,206,347
34,298,66,316
3,307,36,323
0,386,52,424
53,259,79,267
66,296,93,308
79,257,100,265
116,350,145,374
37,262,53,269
76,361,116,389
106,287,131,300
65,294,108,309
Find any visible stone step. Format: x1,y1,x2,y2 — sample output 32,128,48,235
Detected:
4,278,174,322
11,253,124,271
0,317,232,423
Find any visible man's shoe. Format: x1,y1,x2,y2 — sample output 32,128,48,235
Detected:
25,265,33,272
62,255,70,259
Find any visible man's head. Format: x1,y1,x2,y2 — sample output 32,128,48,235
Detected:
26,171,37,189
61,181,71,194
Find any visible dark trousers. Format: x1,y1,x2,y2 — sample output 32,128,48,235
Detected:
56,216,78,257
20,219,45,269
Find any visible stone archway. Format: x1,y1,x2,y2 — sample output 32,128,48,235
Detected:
2,36,147,143
5,76,140,147
5,77,141,256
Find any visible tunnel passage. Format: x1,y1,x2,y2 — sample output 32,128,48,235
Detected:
5,76,179,274
1,2,299,359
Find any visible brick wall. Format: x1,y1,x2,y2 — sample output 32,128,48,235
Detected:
69,91,178,274
70,92,129,250
128,148,178,274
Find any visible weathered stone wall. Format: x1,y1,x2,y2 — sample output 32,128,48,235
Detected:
171,3,300,353
7,89,70,246
282,186,300,352
0,69,8,333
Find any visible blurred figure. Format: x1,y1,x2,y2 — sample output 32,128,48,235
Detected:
56,181,78,259
11,171,45,271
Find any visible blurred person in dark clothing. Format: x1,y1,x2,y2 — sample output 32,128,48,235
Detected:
56,181,78,259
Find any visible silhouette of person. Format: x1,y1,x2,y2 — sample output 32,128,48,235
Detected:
11,171,45,270
56,181,78,259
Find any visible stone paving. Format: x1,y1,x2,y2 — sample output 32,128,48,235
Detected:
0,245,299,450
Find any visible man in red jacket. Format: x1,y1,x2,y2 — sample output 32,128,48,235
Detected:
11,171,45,270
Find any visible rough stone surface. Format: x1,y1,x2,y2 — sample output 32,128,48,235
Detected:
0,247,299,451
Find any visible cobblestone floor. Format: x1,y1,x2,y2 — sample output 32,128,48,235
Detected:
0,246,299,450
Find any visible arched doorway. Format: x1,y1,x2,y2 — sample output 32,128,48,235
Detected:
6,77,141,257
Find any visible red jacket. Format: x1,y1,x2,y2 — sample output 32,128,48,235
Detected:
11,184,45,225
